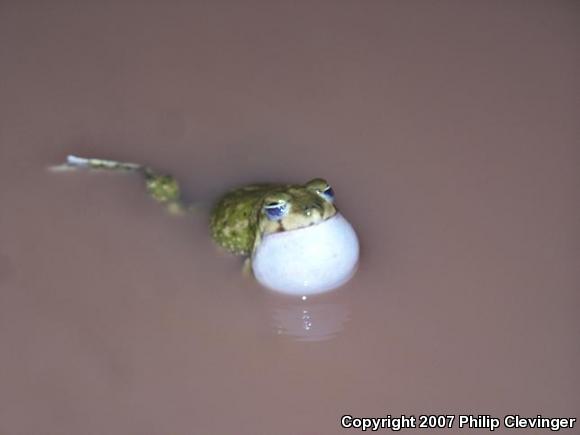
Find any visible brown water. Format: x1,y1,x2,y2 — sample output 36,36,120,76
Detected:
1,1,579,434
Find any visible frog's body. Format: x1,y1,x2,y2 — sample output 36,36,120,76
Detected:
210,181,337,256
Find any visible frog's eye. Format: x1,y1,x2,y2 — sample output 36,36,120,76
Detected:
319,185,335,203
263,200,288,221
306,178,335,203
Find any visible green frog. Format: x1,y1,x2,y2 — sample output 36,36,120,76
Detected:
210,180,337,257
55,155,337,260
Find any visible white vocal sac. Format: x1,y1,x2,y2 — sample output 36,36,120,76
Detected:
251,213,359,295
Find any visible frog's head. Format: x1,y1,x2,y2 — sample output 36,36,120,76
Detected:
258,178,337,237
252,178,359,296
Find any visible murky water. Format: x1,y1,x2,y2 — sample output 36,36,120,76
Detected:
1,1,578,434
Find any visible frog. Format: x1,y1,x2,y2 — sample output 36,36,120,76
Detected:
53,154,360,294
209,180,337,258
53,155,338,267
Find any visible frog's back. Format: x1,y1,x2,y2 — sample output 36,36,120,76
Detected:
210,184,282,255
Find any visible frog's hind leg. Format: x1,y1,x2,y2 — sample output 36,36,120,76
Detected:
49,155,141,172
52,154,187,215
64,155,143,171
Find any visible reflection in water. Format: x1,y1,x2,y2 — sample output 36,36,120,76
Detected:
261,287,352,342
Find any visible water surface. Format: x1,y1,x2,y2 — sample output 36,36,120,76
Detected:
1,1,578,434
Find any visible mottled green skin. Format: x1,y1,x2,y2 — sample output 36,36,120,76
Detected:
210,179,337,256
